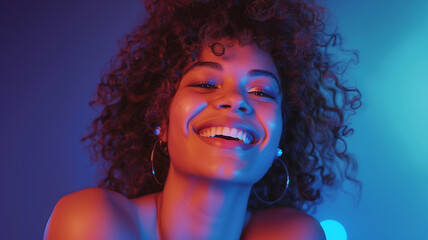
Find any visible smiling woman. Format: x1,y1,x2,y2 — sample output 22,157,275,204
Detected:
167,41,283,185
44,0,360,239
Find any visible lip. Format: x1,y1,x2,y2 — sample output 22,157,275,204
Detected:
197,134,255,150
193,118,261,145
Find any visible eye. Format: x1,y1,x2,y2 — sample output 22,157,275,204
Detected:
189,80,218,89
248,87,276,99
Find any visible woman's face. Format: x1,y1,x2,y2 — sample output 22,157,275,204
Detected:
166,40,283,184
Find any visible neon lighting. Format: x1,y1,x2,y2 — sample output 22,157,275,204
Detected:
154,126,161,135
320,219,347,240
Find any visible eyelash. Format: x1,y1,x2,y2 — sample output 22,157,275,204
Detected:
248,87,275,99
189,80,218,89
190,81,275,99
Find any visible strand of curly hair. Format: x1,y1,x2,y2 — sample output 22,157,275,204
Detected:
81,0,361,212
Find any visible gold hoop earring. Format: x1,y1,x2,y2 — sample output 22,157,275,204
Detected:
151,138,168,185
252,150,290,205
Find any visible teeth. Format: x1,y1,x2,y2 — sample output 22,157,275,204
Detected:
198,126,254,144
216,127,222,135
222,127,230,136
237,130,243,141
243,132,250,144
230,128,238,138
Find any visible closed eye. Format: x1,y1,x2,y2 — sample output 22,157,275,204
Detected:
248,87,276,99
189,80,219,89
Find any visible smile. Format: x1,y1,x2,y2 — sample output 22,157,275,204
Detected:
198,126,254,144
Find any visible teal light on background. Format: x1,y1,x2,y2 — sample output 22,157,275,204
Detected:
367,9,428,166
321,220,347,240
314,1,428,239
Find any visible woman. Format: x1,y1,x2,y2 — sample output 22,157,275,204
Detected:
44,0,360,239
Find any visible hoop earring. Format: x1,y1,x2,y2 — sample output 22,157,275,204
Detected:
151,138,167,185
252,154,290,205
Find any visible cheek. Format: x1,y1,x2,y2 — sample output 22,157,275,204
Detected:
265,106,282,130
167,91,208,170
168,91,207,137
257,102,283,145
270,109,283,140
251,103,282,175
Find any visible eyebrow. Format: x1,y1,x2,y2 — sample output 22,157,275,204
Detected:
247,69,280,85
183,61,280,86
182,61,223,75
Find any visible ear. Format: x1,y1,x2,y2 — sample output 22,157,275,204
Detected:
158,121,168,143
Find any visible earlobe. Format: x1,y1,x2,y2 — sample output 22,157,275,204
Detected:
160,131,167,142
155,124,168,142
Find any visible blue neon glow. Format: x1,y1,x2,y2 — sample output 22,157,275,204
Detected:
154,126,161,135
320,219,347,240
276,148,283,157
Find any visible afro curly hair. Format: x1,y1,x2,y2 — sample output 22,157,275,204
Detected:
82,0,361,212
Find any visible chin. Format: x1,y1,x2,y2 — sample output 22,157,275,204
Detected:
171,152,274,184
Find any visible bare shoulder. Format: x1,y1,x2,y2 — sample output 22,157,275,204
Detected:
242,207,326,240
44,187,142,240
131,192,160,239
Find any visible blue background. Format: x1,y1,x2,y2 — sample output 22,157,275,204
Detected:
1,0,427,239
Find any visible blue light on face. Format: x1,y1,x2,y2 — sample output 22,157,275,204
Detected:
320,219,347,240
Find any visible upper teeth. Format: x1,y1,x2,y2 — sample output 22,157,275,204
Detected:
199,126,253,144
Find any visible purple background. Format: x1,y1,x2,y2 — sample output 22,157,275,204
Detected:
1,0,427,239
1,0,142,239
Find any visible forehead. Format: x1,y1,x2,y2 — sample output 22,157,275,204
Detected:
197,40,278,76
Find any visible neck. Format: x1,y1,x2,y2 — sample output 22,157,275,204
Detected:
156,166,252,240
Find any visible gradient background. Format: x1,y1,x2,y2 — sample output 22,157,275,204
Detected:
1,0,427,239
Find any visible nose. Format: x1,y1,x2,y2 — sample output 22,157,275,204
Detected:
214,91,252,114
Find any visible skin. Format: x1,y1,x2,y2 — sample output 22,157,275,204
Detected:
155,39,283,240
44,40,326,240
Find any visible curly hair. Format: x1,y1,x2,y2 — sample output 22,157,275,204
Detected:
82,0,361,212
